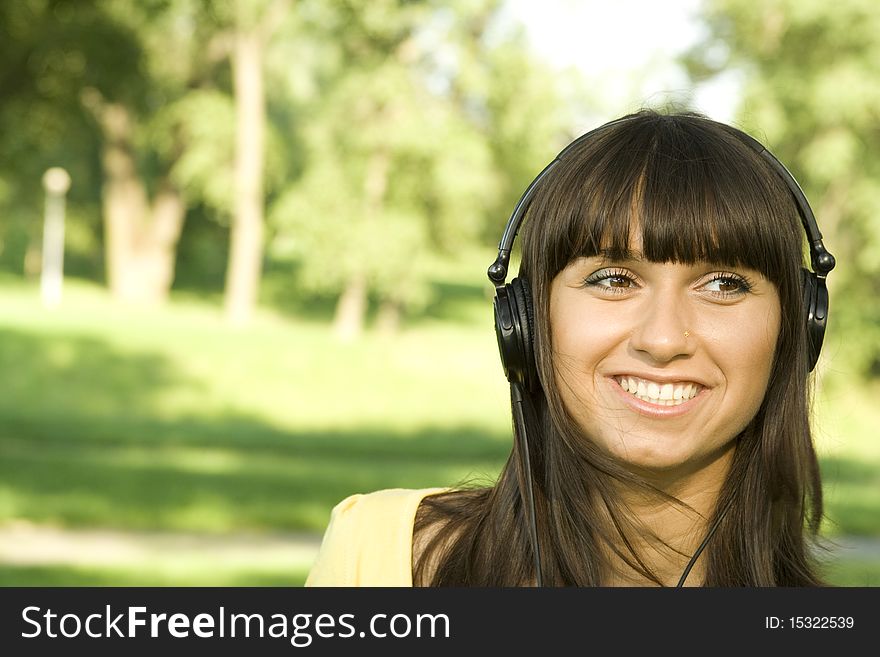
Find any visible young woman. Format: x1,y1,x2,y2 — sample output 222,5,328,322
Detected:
305,110,835,587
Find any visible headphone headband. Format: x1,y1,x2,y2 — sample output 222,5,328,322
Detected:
488,115,836,285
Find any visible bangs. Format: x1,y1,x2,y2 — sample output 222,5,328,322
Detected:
524,113,803,283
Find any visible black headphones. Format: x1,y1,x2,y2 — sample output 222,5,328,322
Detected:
487,115,836,586
488,116,836,392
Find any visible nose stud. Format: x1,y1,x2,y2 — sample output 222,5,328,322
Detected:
684,330,690,338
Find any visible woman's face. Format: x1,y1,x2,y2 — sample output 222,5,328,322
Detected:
548,241,781,481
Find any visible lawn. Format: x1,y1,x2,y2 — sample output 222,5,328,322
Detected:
0,258,877,586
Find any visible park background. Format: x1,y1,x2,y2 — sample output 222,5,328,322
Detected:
0,0,878,586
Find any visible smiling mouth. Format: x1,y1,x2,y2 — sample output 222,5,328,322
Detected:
613,375,704,407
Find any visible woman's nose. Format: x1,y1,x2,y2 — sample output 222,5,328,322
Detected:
628,293,695,363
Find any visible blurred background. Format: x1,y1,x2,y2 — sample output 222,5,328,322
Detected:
0,0,878,586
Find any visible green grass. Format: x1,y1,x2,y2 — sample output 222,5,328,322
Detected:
0,264,877,586
820,559,880,587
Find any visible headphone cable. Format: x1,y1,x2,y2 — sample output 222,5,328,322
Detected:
676,494,735,587
511,382,543,586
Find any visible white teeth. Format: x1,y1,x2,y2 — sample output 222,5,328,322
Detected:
615,376,702,406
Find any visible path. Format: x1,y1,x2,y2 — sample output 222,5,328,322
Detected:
0,521,322,572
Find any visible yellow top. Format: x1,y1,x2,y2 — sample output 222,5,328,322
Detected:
304,487,449,587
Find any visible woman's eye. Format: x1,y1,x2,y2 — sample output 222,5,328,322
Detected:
703,273,752,296
583,269,638,293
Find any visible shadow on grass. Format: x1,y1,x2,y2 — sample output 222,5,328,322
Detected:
0,327,508,534
0,420,509,533
0,327,193,424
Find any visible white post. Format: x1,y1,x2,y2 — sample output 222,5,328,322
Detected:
41,167,71,309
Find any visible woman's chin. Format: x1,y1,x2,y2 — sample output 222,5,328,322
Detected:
606,440,735,485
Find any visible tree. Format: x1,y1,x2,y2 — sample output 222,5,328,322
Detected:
269,0,574,339
78,0,223,305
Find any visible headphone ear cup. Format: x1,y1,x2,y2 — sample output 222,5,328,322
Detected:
492,277,538,391
510,277,537,391
802,267,828,372
493,284,522,389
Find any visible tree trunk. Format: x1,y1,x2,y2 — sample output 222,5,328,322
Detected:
224,17,266,326
331,148,391,339
332,272,368,342
83,92,185,305
376,299,401,335
147,181,187,300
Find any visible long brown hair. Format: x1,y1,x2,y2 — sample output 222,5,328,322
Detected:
413,110,826,586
